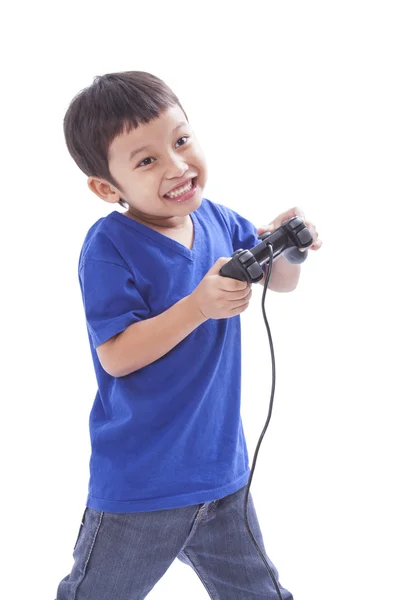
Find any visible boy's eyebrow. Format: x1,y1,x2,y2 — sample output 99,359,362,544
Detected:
128,121,188,162
129,145,151,162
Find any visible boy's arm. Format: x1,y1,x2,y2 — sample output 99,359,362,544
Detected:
97,294,207,378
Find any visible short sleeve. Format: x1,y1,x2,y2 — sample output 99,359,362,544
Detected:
214,202,260,252
79,259,150,348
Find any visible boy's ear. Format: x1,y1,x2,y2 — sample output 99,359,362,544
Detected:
87,177,121,204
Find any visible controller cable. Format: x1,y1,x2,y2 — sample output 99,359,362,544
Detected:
243,243,284,600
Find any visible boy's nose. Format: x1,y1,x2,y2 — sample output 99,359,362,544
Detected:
165,153,189,179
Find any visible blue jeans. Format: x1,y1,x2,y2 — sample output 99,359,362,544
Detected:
56,485,293,599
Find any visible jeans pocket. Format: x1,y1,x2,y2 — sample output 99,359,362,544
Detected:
73,507,88,550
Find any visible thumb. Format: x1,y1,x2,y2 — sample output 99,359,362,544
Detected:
257,223,275,234
209,256,231,274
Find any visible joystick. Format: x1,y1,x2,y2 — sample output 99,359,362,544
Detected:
219,216,313,282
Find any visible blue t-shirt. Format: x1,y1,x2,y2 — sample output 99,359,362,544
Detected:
78,198,260,512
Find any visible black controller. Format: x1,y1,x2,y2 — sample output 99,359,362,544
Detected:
219,216,313,283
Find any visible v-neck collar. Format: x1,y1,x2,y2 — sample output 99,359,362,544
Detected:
110,209,198,261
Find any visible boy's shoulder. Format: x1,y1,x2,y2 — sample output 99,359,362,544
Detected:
197,197,237,225
200,198,250,230
79,211,126,270
200,197,228,214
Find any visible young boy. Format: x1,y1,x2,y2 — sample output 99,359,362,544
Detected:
55,71,320,599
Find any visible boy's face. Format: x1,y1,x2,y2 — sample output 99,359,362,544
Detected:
88,104,207,228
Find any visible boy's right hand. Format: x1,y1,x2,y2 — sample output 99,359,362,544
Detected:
190,257,253,320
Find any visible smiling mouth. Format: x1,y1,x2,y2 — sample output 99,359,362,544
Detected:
164,177,197,199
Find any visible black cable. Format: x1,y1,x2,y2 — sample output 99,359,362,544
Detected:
243,244,283,600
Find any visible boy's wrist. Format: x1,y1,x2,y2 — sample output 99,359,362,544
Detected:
183,294,209,327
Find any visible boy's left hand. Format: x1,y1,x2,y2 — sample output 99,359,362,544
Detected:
256,206,322,252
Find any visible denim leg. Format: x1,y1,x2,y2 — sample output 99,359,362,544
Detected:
177,485,293,600
56,503,202,600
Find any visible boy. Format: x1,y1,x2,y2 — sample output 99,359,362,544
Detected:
56,71,320,600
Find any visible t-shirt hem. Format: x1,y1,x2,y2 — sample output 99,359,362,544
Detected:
86,470,250,513
90,314,141,348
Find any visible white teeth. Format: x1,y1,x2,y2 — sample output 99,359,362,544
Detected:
166,180,193,198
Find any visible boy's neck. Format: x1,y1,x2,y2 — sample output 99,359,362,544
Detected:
124,209,191,232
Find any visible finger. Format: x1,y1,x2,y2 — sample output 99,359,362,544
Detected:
229,286,252,302
232,283,252,298
305,219,314,229
275,207,303,223
209,257,231,275
229,301,251,316
311,239,323,250
294,206,306,219
300,237,322,252
229,290,252,311
221,278,249,292
257,223,274,234
302,238,322,251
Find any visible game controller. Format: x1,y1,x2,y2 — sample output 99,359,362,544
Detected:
219,216,314,282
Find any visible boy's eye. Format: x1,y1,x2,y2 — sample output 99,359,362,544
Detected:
175,136,188,148
136,137,188,167
137,157,155,168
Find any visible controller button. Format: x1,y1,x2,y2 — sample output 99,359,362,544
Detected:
297,229,313,245
247,262,263,279
288,217,302,230
238,250,253,264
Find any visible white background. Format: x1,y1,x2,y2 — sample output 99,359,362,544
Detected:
2,1,399,599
